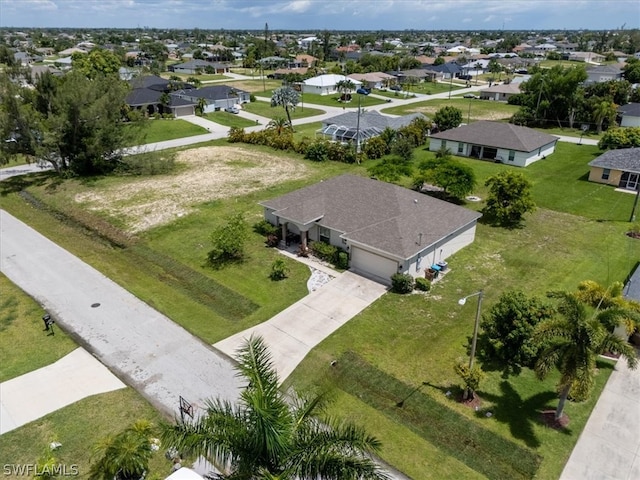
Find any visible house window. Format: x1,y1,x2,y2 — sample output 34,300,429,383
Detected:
508,150,515,162
442,140,447,149
457,142,464,154
319,226,330,243
602,168,611,180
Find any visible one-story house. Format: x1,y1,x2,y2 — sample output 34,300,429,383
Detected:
126,75,196,117
172,85,250,113
429,121,558,167
347,72,396,89
302,74,361,96
479,82,521,101
169,60,231,75
588,148,640,191
585,64,624,84
618,103,640,128
260,174,482,284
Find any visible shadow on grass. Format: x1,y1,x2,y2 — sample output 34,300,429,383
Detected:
476,381,567,448
0,171,56,196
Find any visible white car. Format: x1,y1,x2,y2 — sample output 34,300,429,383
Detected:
225,106,240,114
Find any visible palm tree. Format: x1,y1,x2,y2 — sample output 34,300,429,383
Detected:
267,116,290,136
195,97,208,116
335,79,355,102
161,336,389,480
89,420,155,480
270,86,300,129
534,294,637,421
592,100,617,134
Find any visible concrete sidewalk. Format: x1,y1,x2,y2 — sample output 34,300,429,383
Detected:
0,210,242,417
560,355,640,480
214,271,387,382
0,348,125,434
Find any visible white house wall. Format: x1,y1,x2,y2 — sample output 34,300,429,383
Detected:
403,224,477,280
429,139,555,167
621,116,640,127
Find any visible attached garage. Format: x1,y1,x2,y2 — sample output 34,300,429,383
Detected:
350,247,398,283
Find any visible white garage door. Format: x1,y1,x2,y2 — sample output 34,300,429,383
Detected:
350,247,397,283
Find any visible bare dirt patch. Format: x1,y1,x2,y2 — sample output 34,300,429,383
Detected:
74,146,309,233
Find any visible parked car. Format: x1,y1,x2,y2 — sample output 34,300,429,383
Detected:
225,106,240,114
463,93,479,99
356,87,371,95
458,74,472,81
389,85,401,91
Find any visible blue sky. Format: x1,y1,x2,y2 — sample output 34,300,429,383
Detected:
1,0,638,30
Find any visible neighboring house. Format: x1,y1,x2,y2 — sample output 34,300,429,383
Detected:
348,72,396,89
618,103,640,127
564,51,605,63
28,64,62,82
423,61,462,80
173,85,250,113
289,54,317,68
302,74,361,96
479,82,522,101
260,174,481,284
126,75,196,117
169,60,231,75
318,110,428,145
272,67,308,79
585,64,624,84
429,121,558,167
395,68,436,84
588,148,640,191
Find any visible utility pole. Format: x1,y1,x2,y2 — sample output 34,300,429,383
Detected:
262,22,269,92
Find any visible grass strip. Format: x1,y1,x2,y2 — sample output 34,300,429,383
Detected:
333,351,542,480
129,245,258,322
17,189,258,322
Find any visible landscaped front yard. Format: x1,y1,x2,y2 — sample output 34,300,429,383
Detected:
242,99,325,120
125,118,208,146
1,137,637,480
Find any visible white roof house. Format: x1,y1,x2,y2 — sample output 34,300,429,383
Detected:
302,74,361,96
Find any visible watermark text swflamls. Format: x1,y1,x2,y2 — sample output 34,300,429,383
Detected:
3,464,79,476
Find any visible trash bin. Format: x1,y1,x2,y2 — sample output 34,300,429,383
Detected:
437,261,448,272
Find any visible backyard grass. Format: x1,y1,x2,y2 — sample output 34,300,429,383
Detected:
126,119,208,146
533,126,603,140
2,138,637,479
0,273,77,383
255,90,387,109
226,79,282,93
291,121,323,141
381,97,519,121
0,389,170,480
242,100,325,120
204,111,258,128
160,72,229,82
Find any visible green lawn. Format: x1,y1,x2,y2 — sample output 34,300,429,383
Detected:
534,126,603,140
291,122,323,141
160,72,229,82
0,274,77,383
126,119,208,146
242,100,325,120
0,389,170,480
204,111,258,128
1,138,637,480
381,97,520,121
255,90,387,109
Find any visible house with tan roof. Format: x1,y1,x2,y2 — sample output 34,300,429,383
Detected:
260,175,481,284
429,121,558,167
479,82,522,101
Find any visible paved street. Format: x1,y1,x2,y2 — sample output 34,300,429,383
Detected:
0,210,242,417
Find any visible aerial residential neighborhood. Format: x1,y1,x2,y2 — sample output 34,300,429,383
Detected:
1,1,640,479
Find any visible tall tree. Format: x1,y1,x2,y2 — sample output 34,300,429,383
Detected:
591,99,617,133
483,170,536,227
161,335,388,480
534,294,637,421
433,106,463,131
72,48,122,79
270,86,300,128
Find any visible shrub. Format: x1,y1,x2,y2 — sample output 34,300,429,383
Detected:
249,94,256,102
228,127,246,143
266,234,279,247
304,140,329,162
362,136,387,159
391,273,414,294
207,214,249,268
269,258,289,280
335,251,349,270
294,136,313,154
415,277,431,291
311,241,338,263
253,219,278,236
454,362,485,400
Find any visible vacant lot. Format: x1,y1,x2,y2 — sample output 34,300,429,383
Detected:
73,146,310,233
382,97,519,121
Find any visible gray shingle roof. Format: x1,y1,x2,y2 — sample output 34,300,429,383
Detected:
619,103,640,117
430,121,557,153
588,148,640,173
260,175,481,259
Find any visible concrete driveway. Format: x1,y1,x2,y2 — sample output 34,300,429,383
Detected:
560,354,640,480
214,271,387,382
